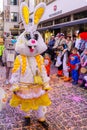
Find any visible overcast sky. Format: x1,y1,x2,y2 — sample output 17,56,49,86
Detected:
0,0,3,12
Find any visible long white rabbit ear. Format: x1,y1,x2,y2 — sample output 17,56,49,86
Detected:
34,2,46,25
20,2,30,30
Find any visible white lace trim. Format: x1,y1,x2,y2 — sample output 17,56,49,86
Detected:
17,89,46,99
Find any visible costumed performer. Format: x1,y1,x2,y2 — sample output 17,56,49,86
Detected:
9,2,51,129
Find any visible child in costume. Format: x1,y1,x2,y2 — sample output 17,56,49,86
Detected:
2,36,16,84
68,48,80,85
56,44,70,81
9,2,51,129
44,53,51,76
55,50,63,76
79,48,87,88
61,44,70,82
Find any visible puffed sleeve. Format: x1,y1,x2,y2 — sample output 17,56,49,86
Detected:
9,55,21,84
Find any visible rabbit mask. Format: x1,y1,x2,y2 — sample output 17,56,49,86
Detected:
15,2,47,57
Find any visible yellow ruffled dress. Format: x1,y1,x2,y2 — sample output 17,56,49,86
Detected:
10,55,51,112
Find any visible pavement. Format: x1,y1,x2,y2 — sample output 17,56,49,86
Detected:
0,65,87,130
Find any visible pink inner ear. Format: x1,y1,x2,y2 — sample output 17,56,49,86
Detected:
31,40,35,44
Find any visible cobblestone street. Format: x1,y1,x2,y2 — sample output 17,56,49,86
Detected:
0,65,87,130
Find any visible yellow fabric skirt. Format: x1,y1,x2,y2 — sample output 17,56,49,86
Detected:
10,93,51,112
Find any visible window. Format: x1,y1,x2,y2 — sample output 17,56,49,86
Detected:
34,0,54,6
42,21,53,27
46,0,54,4
55,16,71,24
4,6,10,22
34,0,40,6
10,0,17,5
74,11,87,20
7,0,11,5
11,12,18,22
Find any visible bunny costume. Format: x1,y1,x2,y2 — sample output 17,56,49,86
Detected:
2,37,16,84
9,2,51,127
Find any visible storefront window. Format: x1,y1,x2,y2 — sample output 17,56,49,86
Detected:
11,12,18,22
74,11,87,20
42,21,53,27
55,16,71,24
84,23,87,31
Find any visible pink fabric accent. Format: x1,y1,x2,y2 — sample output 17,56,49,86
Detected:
31,40,35,44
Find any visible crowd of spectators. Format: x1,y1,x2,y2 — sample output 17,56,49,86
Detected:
0,32,87,89
43,31,87,89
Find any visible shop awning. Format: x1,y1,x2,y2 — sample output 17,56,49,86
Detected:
38,18,87,31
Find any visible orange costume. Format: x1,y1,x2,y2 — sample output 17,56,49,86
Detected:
44,55,51,76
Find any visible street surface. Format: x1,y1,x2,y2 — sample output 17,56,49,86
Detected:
0,64,87,130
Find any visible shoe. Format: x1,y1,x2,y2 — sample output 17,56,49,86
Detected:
80,84,85,88
64,77,71,82
60,76,66,79
57,74,63,77
72,81,78,85
23,117,30,126
38,120,49,129
79,80,86,88
57,70,63,77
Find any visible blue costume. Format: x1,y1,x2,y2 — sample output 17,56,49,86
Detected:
69,54,80,85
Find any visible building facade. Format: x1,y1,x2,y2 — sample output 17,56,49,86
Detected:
4,0,87,40
3,0,19,36
35,0,87,41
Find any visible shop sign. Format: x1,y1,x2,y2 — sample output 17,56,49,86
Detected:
49,10,62,17
53,5,57,11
